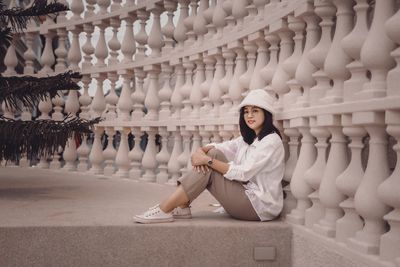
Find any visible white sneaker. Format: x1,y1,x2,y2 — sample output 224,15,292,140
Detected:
172,206,192,219
133,205,174,224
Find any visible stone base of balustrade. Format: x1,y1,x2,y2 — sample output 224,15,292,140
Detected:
348,235,380,255
313,220,336,238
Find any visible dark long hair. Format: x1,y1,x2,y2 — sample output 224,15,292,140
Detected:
239,107,282,145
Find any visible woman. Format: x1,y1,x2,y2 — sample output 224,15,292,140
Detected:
134,89,285,223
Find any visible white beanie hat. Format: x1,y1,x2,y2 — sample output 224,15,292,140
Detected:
238,89,276,114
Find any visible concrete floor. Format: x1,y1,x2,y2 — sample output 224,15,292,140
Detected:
0,166,227,227
0,166,292,267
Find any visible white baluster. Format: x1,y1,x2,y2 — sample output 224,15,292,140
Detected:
89,127,105,174
55,28,68,72
295,13,319,108
254,0,267,20
286,118,316,225
2,34,18,119
304,117,330,228
281,121,300,216
232,0,248,30
209,50,224,117
143,65,160,120
322,0,353,104
180,58,194,118
219,46,235,115
212,129,222,143
212,0,227,39
82,24,95,69
385,6,400,97
340,0,369,101
171,62,184,119
378,110,400,262
37,31,55,125
283,121,299,187
239,38,257,93
104,72,118,121
223,0,235,31
249,31,268,90
261,33,279,92
174,0,189,50
200,55,215,117
49,90,64,169
110,0,121,11
184,0,198,45
40,31,55,74
349,112,391,254
156,127,170,184
159,63,173,120
98,0,110,15
125,0,135,7
308,0,335,106
117,70,133,121
121,13,136,64
193,0,208,44
141,127,158,182
228,40,246,117
23,32,35,75
200,126,212,146
335,114,366,242
283,15,305,109
77,75,93,172
190,56,205,119
187,127,201,170
115,128,131,178
314,115,348,237
70,0,84,20
359,0,396,99
94,22,108,67
91,73,107,118
204,0,216,38
128,127,143,179
167,128,183,185
271,20,294,111
62,79,81,171
148,4,164,57
162,0,177,53
85,0,96,17
245,0,257,22
178,129,191,177
135,9,149,59
103,128,117,176
108,18,121,66
131,68,145,120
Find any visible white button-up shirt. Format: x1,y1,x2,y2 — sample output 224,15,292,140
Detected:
210,133,285,221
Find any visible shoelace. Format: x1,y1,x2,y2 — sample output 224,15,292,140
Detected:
145,209,160,217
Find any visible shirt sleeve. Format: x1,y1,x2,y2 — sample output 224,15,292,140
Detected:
206,137,241,162
224,137,281,182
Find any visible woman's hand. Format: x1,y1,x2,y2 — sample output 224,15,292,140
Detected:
193,165,210,174
191,149,210,166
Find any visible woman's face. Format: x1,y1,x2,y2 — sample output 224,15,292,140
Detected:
243,105,265,135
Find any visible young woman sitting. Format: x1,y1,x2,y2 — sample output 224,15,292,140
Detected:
134,89,285,223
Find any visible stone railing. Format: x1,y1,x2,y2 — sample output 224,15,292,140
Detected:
2,0,400,266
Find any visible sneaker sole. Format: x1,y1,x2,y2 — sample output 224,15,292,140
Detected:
133,216,174,224
172,214,192,219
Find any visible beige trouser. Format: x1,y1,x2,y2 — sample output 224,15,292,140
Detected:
178,148,260,221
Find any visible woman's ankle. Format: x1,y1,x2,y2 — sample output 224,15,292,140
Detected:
179,202,190,209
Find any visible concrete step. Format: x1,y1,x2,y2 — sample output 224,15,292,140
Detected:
0,167,291,267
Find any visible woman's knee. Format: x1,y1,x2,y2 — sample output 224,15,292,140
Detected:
206,148,228,162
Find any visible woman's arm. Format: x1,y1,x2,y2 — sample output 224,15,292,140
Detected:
191,147,229,175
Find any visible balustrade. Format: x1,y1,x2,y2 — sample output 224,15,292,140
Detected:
3,0,400,265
